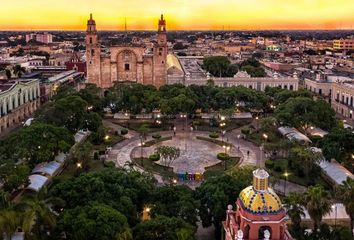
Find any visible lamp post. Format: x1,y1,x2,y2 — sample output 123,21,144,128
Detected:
139,136,145,167
180,114,187,151
283,171,289,196
331,204,337,229
222,145,230,170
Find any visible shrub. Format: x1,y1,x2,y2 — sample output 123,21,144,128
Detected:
149,153,160,161
193,120,201,126
274,165,282,172
120,129,128,135
217,152,230,161
152,133,161,139
241,128,250,135
104,161,115,168
265,160,274,169
209,132,219,139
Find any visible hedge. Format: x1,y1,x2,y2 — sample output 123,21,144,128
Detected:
209,132,219,139
152,133,161,139
121,129,128,135
217,152,230,161
149,153,160,161
265,160,274,169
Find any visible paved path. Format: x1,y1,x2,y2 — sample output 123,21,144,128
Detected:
226,127,264,167
271,179,307,196
131,131,240,173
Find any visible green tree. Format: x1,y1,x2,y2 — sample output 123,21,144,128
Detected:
2,123,74,165
133,216,195,240
56,202,132,240
304,185,331,231
0,209,21,240
320,128,354,164
202,56,238,77
17,192,56,239
12,64,26,78
155,146,181,168
195,167,253,238
2,164,30,192
336,178,354,235
283,192,305,230
151,185,199,226
288,147,322,184
275,97,337,131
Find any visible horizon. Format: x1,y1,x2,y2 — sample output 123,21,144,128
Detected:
0,0,353,31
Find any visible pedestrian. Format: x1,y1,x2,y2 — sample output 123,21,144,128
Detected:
247,150,250,156
173,126,176,136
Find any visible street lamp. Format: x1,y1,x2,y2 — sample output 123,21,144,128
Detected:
262,133,268,141
139,137,145,167
331,204,337,228
180,114,187,151
76,162,82,168
283,171,289,196
223,145,231,170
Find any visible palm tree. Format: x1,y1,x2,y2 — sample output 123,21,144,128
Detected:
283,192,306,230
304,185,331,231
12,65,26,78
0,209,21,240
336,178,354,235
15,190,56,239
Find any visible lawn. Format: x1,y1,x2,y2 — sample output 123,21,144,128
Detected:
133,157,177,179
196,136,232,147
193,119,251,132
56,158,105,181
205,157,240,173
266,158,331,189
111,120,173,133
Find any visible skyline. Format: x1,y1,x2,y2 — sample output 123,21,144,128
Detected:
0,0,354,31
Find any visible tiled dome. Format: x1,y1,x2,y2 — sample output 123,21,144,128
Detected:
238,169,283,215
239,186,283,215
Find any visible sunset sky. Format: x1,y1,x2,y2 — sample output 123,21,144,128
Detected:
0,0,353,30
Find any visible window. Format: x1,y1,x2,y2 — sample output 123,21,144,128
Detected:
91,49,95,56
89,37,92,44
124,63,130,71
290,85,294,90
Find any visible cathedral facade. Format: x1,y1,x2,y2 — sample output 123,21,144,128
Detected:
86,14,167,88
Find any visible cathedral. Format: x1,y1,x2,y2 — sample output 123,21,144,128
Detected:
86,14,167,88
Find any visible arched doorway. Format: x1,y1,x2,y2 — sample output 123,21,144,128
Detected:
243,225,250,239
258,226,272,239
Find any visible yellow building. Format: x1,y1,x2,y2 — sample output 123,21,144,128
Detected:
333,39,354,50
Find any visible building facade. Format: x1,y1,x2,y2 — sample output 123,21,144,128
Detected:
333,39,354,51
223,169,292,240
304,77,354,123
26,33,53,44
0,79,40,134
86,14,167,88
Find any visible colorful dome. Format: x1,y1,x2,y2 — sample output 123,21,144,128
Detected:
238,169,283,215
239,186,283,214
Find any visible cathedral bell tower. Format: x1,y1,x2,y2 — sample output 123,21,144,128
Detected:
86,14,101,87
153,14,167,88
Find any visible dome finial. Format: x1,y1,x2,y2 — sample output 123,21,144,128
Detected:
252,169,269,191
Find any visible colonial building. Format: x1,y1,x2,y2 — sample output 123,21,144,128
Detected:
0,79,40,134
223,169,293,240
86,14,167,88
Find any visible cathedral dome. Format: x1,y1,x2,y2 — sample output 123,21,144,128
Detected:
238,169,283,215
